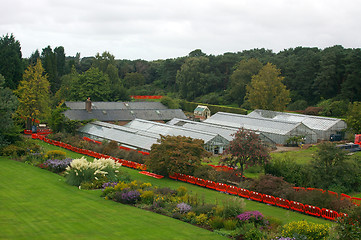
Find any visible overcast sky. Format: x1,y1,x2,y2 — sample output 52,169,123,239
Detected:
1,0,360,60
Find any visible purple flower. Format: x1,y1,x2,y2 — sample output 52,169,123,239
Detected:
176,202,192,214
121,190,141,203
45,158,73,173
102,182,117,189
237,211,264,222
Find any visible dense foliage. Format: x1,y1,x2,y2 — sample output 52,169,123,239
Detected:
146,135,210,176
0,74,19,149
265,143,361,194
2,34,361,120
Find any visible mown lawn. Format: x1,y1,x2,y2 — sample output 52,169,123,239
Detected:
35,140,329,225
270,145,318,165
0,157,227,240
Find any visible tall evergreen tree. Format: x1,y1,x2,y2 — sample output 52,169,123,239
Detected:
54,46,66,77
41,46,59,94
0,33,23,89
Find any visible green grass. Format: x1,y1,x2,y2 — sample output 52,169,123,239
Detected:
352,193,361,198
0,157,227,240
270,146,318,165
35,140,329,225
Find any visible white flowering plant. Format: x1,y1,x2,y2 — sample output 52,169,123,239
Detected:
65,157,122,186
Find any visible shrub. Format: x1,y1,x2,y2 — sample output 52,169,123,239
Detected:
176,202,192,214
185,211,196,222
120,189,141,204
45,158,72,173
195,213,208,225
209,216,224,230
243,227,265,240
303,106,322,115
287,100,308,111
23,152,45,165
176,186,188,197
45,150,66,160
249,174,295,199
193,165,213,180
140,190,155,205
335,205,361,239
154,187,176,196
281,221,330,240
222,197,245,219
223,219,238,230
1,144,25,157
193,203,216,216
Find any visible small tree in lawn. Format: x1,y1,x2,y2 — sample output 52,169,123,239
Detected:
222,128,270,181
145,135,210,177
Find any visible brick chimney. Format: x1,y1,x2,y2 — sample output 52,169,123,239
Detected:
85,97,92,112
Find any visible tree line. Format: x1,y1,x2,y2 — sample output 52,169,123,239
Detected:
1,33,361,132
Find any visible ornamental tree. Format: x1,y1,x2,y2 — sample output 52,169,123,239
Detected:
222,128,270,180
145,135,210,176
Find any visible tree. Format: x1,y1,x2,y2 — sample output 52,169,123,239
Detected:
123,72,145,88
41,46,59,93
176,56,220,100
313,45,347,100
274,47,320,104
69,67,111,101
0,74,19,148
310,142,348,190
222,128,270,181
341,49,361,102
346,102,361,134
228,58,263,106
54,46,66,77
145,135,210,176
245,62,290,111
0,33,23,89
15,59,50,129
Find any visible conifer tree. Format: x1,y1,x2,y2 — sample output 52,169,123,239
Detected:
15,59,50,129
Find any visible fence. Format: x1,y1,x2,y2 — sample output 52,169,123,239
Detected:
130,95,163,99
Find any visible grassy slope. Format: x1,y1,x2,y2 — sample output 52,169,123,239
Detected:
36,140,328,225
0,157,226,240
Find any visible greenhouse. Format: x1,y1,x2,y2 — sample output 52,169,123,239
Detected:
167,118,276,146
248,109,347,141
124,119,230,154
204,112,318,145
78,121,159,152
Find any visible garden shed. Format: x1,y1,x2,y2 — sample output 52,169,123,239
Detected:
194,105,211,120
248,109,347,141
204,112,317,145
124,119,229,154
